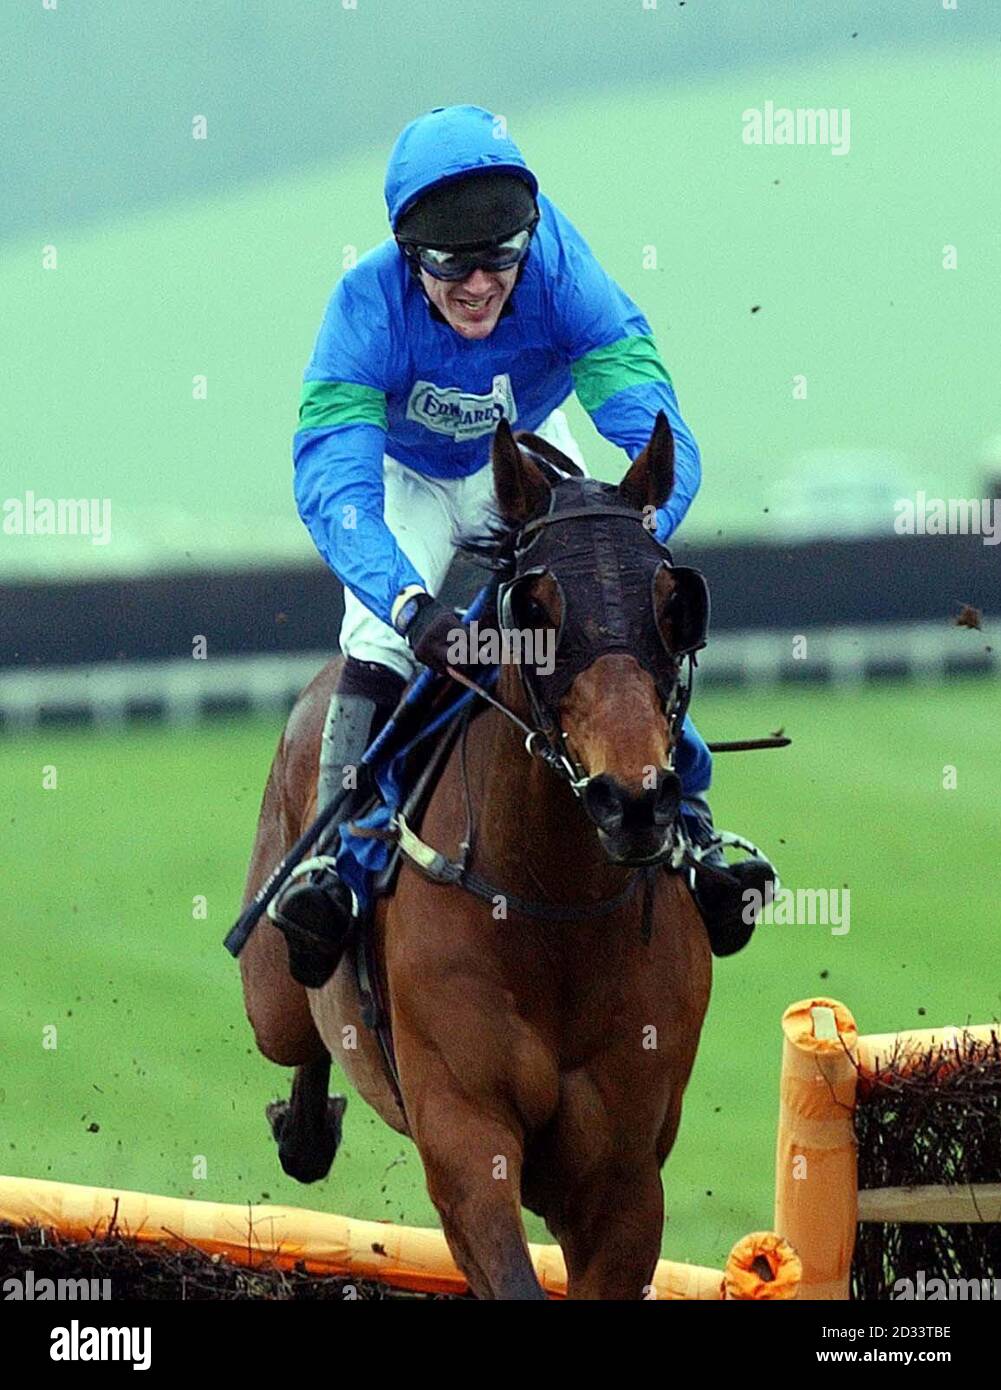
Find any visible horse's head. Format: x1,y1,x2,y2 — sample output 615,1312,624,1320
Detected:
490,414,709,866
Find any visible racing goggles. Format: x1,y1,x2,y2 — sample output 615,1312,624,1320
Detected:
401,218,537,282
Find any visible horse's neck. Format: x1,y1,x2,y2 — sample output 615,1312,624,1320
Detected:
469,696,629,907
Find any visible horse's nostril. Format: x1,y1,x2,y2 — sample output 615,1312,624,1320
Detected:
586,772,681,838
582,774,625,833
654,770,682,826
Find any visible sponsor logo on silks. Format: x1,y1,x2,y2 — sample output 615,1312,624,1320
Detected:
406,374,517,442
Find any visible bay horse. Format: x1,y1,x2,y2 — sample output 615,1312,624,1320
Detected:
239,413,712,1300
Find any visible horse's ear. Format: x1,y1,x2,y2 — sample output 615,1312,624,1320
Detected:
493,417,551,524
618,410,675,512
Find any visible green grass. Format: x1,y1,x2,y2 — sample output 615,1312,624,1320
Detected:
2,678,997,1270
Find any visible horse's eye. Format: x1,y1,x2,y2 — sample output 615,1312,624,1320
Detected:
522,596,551,627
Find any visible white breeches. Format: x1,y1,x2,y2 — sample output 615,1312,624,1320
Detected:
338,408,586,681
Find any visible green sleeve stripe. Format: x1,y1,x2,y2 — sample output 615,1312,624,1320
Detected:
570,334,672,414
298,380,388,432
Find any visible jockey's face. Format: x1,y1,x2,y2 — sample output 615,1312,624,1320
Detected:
420,264,518,340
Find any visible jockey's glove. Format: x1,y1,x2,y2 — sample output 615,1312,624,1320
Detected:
398,593,464,676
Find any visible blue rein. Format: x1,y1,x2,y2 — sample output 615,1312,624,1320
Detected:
223,584,492,958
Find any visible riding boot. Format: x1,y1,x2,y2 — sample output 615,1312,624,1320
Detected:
269,659,406,988
680,793,778,957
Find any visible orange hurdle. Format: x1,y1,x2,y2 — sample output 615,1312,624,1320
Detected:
0,1174,800,1300
775,996,1001,1299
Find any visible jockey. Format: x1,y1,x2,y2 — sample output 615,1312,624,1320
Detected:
271,105,776,986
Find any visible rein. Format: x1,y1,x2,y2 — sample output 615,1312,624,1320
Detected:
444,662,591,790
378,703,661,922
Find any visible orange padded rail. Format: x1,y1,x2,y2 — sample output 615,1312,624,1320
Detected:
0,1174,798,1300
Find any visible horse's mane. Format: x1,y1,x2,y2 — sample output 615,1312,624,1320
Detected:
453,430,588,581
454,509,518,579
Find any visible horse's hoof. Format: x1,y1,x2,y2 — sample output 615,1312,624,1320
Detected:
265,1098,291,1144
265,1095,347,1184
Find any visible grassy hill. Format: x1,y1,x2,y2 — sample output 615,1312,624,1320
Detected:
3,44,998,578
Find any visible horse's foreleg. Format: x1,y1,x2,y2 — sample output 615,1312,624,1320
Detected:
557,1161,666,1301
537,1068,679,1301
409,1074,545,1300
266,1055,347,1184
